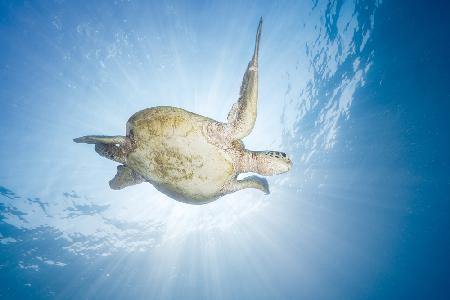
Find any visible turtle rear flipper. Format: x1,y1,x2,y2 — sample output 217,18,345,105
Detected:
74,135,132,164
73,135,127,145
109,165,145,190
95,144,128,164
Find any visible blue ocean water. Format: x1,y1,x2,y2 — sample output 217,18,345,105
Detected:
0,0,449,299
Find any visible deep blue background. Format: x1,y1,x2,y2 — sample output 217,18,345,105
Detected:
362,1,450,298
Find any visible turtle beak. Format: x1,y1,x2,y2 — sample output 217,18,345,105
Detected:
285,155,292,171
257,151,292,175
278,155,292,173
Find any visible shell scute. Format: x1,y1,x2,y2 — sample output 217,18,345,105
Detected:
126,107,235,201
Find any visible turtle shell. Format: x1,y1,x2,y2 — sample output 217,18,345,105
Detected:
125,106,235,203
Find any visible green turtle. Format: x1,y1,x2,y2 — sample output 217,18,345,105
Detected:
74,18,292,205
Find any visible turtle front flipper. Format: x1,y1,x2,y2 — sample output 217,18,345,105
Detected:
109,165,145,190
222,175,270,195
224,18,262,140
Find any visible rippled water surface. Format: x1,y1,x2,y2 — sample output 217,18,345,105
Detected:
1,1,449,299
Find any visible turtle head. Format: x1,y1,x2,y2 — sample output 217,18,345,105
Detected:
254,151,292,175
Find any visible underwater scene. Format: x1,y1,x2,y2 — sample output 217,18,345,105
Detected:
0,1,449,299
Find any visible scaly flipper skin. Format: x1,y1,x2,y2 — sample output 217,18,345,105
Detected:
224,17,262,140
109,165,145,190
95,144,128,164
222,175,270,195
73,135,128,145
74,135,133,164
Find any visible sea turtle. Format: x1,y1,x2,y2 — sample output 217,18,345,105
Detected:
74,18,292,204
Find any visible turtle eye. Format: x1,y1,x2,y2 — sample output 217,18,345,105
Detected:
266,151,288,159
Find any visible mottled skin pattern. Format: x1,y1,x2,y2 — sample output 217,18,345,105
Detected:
74,18,292,204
